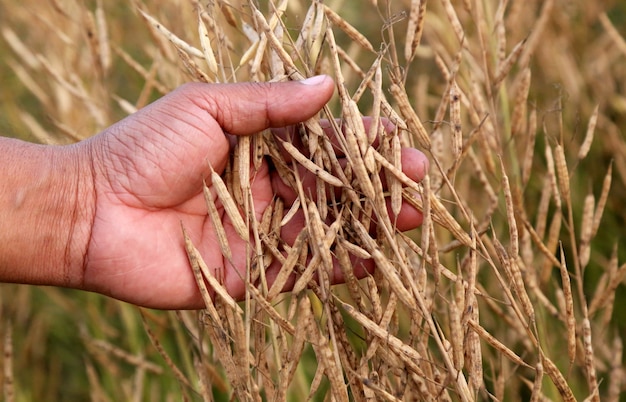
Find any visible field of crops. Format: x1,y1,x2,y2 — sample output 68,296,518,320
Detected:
1,0,626,400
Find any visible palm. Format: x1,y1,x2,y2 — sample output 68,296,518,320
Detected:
86,160,274,309
81,84,282,309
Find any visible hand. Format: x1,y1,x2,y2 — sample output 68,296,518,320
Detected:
0,76,429,309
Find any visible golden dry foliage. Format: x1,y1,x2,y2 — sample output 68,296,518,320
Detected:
2,0,626,401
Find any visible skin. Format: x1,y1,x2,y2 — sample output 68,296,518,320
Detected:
0,76,429,309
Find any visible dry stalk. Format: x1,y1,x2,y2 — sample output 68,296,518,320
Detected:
558,244,577,369
3,319,15,402
5,0,623,400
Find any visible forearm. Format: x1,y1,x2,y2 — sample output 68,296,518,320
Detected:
0,137,93,288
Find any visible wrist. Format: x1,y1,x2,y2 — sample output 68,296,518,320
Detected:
0,138,95,288
50,142,97,289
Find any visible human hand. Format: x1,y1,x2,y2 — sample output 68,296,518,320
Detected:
0,76,428,309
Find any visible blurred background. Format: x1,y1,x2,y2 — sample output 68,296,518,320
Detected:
2,0,626,400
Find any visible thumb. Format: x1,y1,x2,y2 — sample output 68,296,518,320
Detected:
184,75,335,135
90,76,334,208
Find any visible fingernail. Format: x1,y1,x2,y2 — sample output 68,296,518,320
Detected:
300,75,327,86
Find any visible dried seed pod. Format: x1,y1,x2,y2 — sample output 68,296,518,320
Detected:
182,227,242,314
217,0,238,28
545,143,562,209
390,133,403,218
500,158,519,257
467,320,529,368
210,166,248,241
279,139,344,187
510,257,535,321
307,200,334,273
541,353,576,402
522,105,537,185
390,82,431,150
440,0,464,44
293,2,317,53
589,250,626,317
608,335,623,401
369,63,383,144
139,9,203,58
326,28,377,201
95,1,111,74
337,237,371,260
252,9,303,79
462,226,478,329
263,197,283,259
592,163,612,237
404,0,427,62
448,294,464,371
519,0,556,68
269,23,287,78
237,135,251,197
494,1,506,64
203,182,232,261
511,68,531,138
450,84,462,161
370,149,471,248
281,196,301,227
267,230,308,300
292,218,339,294
197,9,218,77
554,144,571,202
579,193,595,268
419,173,432,263
493,38,527,88
581,318,600,402
339,301,424,375
323,5,375,53
343,123,377,200
334,240,365,311
344,96,375,172
176,47,210,83
465,321,483,394
578,105,599,160
305,320,350,402
352,219,417,310
558,245,576,368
